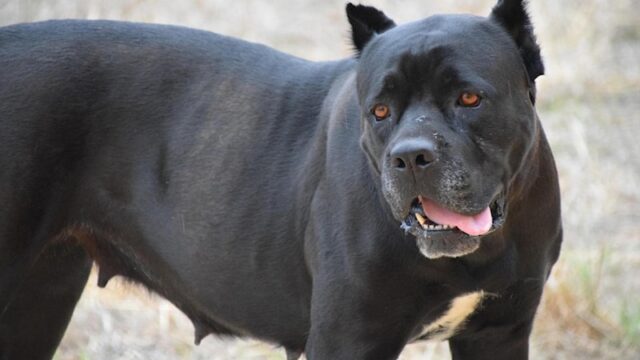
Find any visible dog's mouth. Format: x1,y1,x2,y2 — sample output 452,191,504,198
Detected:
401,195,505,258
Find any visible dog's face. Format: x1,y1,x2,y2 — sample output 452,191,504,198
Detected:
347,1,544,258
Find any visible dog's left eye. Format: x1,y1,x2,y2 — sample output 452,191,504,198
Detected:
372,104,391,120
458,92,481,107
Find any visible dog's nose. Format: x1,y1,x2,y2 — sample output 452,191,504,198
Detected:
389,139,436,170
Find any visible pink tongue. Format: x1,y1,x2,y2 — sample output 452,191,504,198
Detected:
419,196,492,236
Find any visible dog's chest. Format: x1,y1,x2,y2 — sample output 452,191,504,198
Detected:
414,291,485,341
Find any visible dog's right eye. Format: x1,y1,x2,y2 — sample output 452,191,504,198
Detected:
372,104,390,121
458,92,481,107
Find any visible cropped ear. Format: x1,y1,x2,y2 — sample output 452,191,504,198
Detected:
490,0,544,82
346,3,396,56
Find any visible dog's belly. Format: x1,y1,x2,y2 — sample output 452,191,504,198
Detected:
414,291,485,342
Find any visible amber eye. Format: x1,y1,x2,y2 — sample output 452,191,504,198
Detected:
373,104,390,120
458,92,481,107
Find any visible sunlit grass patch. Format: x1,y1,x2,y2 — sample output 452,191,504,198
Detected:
533,248,640,359
619,299,640,344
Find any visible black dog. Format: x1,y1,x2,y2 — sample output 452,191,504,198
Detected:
0,1,562,359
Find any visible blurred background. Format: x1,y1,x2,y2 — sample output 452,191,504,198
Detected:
1,0,639,359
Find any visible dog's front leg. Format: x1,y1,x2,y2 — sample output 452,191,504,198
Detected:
448,315,535,360
446,278,545,360
303,276,416,360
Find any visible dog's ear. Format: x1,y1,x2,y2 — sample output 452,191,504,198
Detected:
490,0,544,82
346,3,396,56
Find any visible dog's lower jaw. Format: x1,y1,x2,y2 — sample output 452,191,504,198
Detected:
413,231,481,259
400,205,483,259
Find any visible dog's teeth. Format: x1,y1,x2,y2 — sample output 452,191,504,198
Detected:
415,213,427,226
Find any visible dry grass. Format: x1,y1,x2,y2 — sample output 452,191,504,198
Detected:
1,0,638,359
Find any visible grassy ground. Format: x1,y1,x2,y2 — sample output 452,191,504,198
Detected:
1,0,639,358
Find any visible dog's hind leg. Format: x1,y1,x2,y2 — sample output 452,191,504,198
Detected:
0,245,43,317
286,349,302,360
0,242,91,360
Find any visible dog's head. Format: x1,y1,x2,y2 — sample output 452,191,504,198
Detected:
347,0,544,258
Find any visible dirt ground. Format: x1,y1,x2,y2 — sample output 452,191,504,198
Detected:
1,0,639,359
